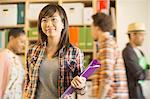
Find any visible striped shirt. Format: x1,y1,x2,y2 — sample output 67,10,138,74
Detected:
92,34,129,99
23,42,84,99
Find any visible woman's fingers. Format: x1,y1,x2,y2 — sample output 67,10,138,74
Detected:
71,76,86,89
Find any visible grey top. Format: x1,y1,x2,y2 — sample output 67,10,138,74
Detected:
36,57,59,99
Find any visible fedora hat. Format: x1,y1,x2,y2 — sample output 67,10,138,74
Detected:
127,22,146,34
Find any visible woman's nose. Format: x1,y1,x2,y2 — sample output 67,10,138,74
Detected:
47,19,53,27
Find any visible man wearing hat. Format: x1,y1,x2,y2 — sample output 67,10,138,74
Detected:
122,22,150,99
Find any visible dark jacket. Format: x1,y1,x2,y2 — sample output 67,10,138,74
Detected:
122,43,147,99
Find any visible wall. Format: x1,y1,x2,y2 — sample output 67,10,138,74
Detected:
116,0,150,61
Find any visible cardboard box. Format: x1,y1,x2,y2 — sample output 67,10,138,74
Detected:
83,7,93,25
62,3,84,25
0,4,17,26
29,3,48,20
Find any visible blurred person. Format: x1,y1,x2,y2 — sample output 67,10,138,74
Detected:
91,12,129,99
0,28,26,99
122,23,150,99
23,4,86,99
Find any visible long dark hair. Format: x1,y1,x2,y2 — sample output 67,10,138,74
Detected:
38,4,70,56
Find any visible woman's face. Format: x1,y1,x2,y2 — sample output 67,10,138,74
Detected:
41,12,64,39
10,34,26,54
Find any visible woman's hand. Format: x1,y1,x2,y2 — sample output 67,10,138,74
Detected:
71,76,86,89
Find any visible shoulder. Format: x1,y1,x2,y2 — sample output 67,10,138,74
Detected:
0,49,14,59
27,42,44,56
67,44,83,55
60,43,84,59
123,43,133,54
102,35,116,48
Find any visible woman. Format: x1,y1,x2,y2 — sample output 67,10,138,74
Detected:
0,28,26,99
23,4,86,99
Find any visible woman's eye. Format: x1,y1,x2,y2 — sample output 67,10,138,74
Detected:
42,19,47,22
51,18,57,22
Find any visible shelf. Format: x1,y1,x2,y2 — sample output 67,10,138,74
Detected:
82,49,93,53
28,37,38,41
62,0,92,2
0,0,25,4
28,0,58,3
0,24,25,29
62,0,92,7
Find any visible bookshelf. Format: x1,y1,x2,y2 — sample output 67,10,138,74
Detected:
0,1,116,98
0,0,116,66
0,0,116,72
0,25,25,29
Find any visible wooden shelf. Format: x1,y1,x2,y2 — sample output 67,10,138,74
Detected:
82,49,93,53
0,0,25,4
0,24,25,29
28,0,58,3
62,0,92,2
28,37,38,41
62,0,92,7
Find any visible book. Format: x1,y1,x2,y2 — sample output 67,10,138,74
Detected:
69,27,79,47
17,3,25,24
85,27,93,50
79,27,86,50
61,59,101,99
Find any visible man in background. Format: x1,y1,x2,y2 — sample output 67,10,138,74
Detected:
122,23,150,99
91,12,128,99
0,28,26,99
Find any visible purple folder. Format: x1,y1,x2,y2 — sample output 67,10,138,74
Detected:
61,59,101,99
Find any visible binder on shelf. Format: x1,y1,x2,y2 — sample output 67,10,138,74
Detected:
17,3,25,24
85,27,93,50
79,27,86,50
97,0,110,14
28,28,38,38
61,59,101,99
69,27,79,47
0,31,5,48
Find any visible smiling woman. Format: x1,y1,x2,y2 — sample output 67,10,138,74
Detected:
23,4,87,99
41,14,63,38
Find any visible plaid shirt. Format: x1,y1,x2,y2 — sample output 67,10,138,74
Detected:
92,35,129,99
23,42,84,99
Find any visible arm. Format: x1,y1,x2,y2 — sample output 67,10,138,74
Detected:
0,53,10,99
123,48,146,80
92,66,101,97
71,49,87,95
97,42,115,99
